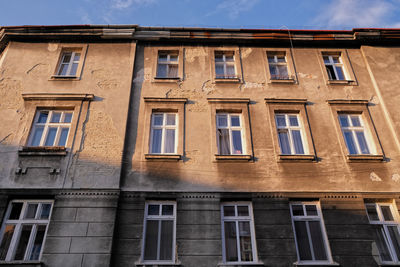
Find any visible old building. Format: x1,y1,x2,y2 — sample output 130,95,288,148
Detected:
1,25,400,267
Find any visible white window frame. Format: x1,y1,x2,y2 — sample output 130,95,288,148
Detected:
149,112,178,154
27,110,73,147
275,113,308,155
365,202,400,264
323,53,347,81
216,113,245,155
290,202,334,265
338,114,375,155
141,201,177,264
221,202,258,264
267,52,290,80
215,51,236,79
0,200,53,262
56,51,81,77
156,51,179,78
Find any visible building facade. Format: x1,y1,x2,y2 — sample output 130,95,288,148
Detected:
1,25,400,267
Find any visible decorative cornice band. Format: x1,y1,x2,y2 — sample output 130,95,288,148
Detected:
144,97,187,103
327,99,369,105
265,98,307,104
207,98,250,104
22,93,95,101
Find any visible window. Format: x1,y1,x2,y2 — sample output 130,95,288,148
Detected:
0,200,53,262
221,203,257,263
156,51,179,78
56,51,81,76
28,110,73,147
215,51,236,79
142,202,176,263
290,202,333,264
275,113,307,155
268,52,289,80
338,114,371,155
149,113,178,154
366,203,400,264
322,53,346,81
216,113,244,155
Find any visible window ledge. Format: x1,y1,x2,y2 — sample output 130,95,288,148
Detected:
327,79,354,85
293,261,340,267
153,77,181,82
135,261,181,266
50,75,79,81
279,154,316,161
214,77,241,83
215,154,252,161
270,78,296,84
347,154,384,162
18,146,67,156
217,262,265,266
145,154,181,161
0,261,42,266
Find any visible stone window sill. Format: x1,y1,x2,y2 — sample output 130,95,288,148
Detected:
214,77,241,83
153,77,181,82
279,154,316,161
217,262,265,266
293,261,340,267
215,154,252,161
135,261,181,266
347,154,384,162
0,261,42,266
327,79,355,85
270,78,296,84
18,146,67,156
145,154,181,161
49,75,79,81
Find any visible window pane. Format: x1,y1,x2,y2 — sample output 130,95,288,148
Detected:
14,224,33,260
292,205,304,216
276,55,286,63
226,65,235,76
218,129,231,155
356,131,370,154
277,65,289,79
58,128,69,146
276,115,286,127
158,54,168,62
332,56,340,63
148,205,160,216
309,221,328,260
70,63,78,76
31,127,44,146
237,206,249,216
294,221,312,260
350,116,361,127
225,55,234,62
167,65,178,78
215,64,224,76
269,66,278,78
63,113,72,123
144,220,158,260
62,53,72,63
388,226,400,259
166,114,176,126
278,131,291,154
343,131,357,154
151,129,162,154
326,65,336,80
44,127,57,146
238,222,253,262
231,116,240,127
381,206,395,221
323,56,330,63
159,220,173,260
267,56,275,63
37,112,48,123
169,54,178,62
58,64,68,76
305,205,318,216
50,112,61,123
162,205,173,216
374,225,393,262
232,130,243,155
164,129,175,153
215,54,224,62
157,64,167,77
9,202,23,220
40,204,52,219
224,222,238,262
152,114,163,126
217,115,228,127
223,206,235,217
366,205,379,221
29,225,46,260
339,115,349,127
292,130,304,155
289,116,299,126
0,225,15,260
335,66,345,80
24,204,38,219
73,53,81,61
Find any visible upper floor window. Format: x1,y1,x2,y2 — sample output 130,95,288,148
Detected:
28,110,73,147
323,53,347,81
56,51,81,77
221,203,258,263
215,51,236,79
275,113,307,155
339,114,371,155
268,52,289,80
150,113,177,154
0,200,53,262
290,202,333,264
157,51,179,78
217,113,244,155
366,203,400,264
142,202,176,263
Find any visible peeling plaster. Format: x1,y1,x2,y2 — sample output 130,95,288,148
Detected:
297,72,318,79
370,95,380,105
392,173,400,182
240,48,252,58
47,43,59,52
243,82,264,89
370,172,382,182
185,48,207,64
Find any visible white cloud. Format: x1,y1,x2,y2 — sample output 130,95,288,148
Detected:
208,0,259,19
111,0,156,10
315,0,400,28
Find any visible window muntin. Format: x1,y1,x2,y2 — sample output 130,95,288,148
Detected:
268,52,289,80
290,202,332,264
366,203,400,264
216,113,244,155
0,200,53,262
221,203,257,263
157,51,179,78
323,53,346,81
56,51,81,76
149,113,178,154
338,114,371,155
215,51,236,79
142,202,176,263
275,114,307,155
28,110,73,147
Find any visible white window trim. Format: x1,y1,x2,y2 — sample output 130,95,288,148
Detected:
27,110,73,147
149,113,178,154
216,113,246,155
275,113,309,155
215,52,237,79
141,201,177,264
0,200,53,262
323,54,347,81
221,202,258,264
366,203,400,264
56,51,81,77
268,53,290,80
290,202,334,265
156,52,179,78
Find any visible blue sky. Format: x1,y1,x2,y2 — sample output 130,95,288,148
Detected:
1,0,400,30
